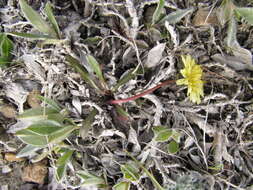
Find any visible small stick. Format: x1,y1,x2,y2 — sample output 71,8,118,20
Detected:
108,80,175,104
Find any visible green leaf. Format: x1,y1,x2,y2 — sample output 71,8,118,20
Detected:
56,149,74,181
152,0,165,25
121,163,140,182
0,34,13,58
80,108,98,139
56,149,74,166
26,120,62,135
86,55,106,88
113,181,130,190
83,36,102,45
36,96,61,112
0,56,11,67
17,144,42,157
126,152,164,190
48,125,78,144
235,7,253,25
167,140,179,154
77,171,106,187
22,107,59,116
16,124,77,146
208,164,223,171
6,32,53,40
159,8,194,24
152,126,172,142
16,129,48,146
19,0,57,37
18,107,59,122
31,148,51,163
39,38,66,46
44,2,61,38
112,69,137,92
66,55,102,93
0,34,13,67
115,105,130,119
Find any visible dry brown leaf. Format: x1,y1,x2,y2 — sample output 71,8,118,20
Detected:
212,130,233,165
22,160,48,184
0,105,16,119
193,8,218,26
4,152,25,162
27,90,41,108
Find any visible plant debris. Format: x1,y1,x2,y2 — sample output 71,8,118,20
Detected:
0,0,253,190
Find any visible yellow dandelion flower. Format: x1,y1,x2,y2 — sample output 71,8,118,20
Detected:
176,55,204,104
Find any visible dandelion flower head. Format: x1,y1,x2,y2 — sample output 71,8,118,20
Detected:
176,55,204,104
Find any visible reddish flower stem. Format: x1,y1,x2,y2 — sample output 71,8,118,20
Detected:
108,79,175,104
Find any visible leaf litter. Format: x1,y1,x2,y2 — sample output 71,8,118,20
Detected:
0,0,253,190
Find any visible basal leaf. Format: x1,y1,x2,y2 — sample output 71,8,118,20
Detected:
86,55,106,88
159,8,194,24
112,69,137,92
19,0,57,37
152,0,165,25
152,126,172,142
56,149,74,181
44,2,61,38
66,55,102,93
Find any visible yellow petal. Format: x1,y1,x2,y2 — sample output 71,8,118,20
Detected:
177,55,204,104
176,78,188,85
